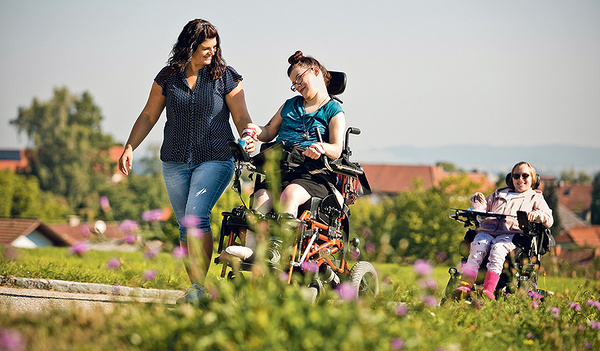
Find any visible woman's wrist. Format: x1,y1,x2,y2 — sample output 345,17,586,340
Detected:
242,128,257,138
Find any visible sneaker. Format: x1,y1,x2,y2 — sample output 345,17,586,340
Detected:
177,284,206,305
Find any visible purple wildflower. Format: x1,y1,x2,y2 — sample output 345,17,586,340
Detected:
112,285,121,295
532,300,539,309
2,246,19,261
172,246,187,259
209,287,219,301
300,261,318,273
578,325,584,332
365,242,375,254
589,321,600,330
142,209,163,222
526,333,535,340
106,258,120,270
527,290,542,300
68,241,90,256
390,337,404,350
413,259,433,276
182,214,199,228
124,233,136,245
587,299,600,311
187,227,203,239
99,196,110,211
336,282,357,301
0,329,25,351
396,304,408,316
80,225,90,237
144,248,159,259
361,227,372,239
569,302,582,311
435,251,447,262
419,277,438,291
550,307,560,318
585,341,592,349
143,269,157,280
279,271,289,282
119,219,139,233
423,295,438,307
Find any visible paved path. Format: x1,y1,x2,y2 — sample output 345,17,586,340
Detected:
0,276,184,314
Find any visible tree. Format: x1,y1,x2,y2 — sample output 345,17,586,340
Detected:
543,181,562,236
0,170,69,220
349,174,493,264
591,172,600,225
435,161,463,173
560,167,592,184
10,87,116,210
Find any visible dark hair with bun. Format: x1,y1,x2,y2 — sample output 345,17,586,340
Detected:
287,50,331,86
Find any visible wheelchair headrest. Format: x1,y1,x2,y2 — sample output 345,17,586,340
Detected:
327,71,346,96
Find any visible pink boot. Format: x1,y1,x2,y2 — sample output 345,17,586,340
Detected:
453,271,476,299
482,271,500,299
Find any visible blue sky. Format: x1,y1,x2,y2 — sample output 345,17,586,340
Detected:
1,0,599,165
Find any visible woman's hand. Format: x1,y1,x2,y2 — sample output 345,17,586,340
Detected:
242,124,260,140
527,211,542,223
119,145,134,176
241,123,261,154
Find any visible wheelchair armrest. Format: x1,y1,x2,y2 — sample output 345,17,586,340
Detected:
517,211,547,237
328,156,364,177
227,140,251,163
251,141,284,168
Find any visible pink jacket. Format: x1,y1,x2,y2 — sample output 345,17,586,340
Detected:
471,187,553,236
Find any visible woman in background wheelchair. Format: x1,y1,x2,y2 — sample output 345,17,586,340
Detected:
454,161,553,300
243,50,345,218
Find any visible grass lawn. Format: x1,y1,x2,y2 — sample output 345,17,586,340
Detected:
1,246,599,350
0,246,593,297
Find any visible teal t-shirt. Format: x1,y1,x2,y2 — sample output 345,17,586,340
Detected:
275,96,344,148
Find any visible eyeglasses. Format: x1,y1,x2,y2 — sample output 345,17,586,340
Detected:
512,173,530,180
290,67,313,92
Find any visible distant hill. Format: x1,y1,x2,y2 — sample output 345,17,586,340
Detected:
354,145,600,177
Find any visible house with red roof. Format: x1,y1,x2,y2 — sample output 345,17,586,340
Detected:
0,218,69,248
360,164,495,196
548,182,600,263
557,183,592,223
0,149,30,173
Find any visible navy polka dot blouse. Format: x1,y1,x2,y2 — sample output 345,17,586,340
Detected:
155,65,242,164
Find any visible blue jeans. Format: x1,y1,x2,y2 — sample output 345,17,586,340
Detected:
162,159,234,242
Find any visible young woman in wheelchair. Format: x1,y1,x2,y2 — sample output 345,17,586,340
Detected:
243,50,345,218
454,161,553,300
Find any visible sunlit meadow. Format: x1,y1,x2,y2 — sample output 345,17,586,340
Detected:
2,238,600,350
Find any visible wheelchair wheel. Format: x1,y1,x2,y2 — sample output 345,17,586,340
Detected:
348,261,379,298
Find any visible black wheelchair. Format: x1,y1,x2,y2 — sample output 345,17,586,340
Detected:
443,208,556,301
215,72,379,300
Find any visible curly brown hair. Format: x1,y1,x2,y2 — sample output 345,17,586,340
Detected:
156,19,226,84
287,50,331,86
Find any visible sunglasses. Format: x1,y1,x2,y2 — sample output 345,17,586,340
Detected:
512,173,530,180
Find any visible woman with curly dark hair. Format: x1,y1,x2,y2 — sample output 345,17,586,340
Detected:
244,51,345,217
119,19,255,304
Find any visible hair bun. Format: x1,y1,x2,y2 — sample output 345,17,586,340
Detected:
288,50,304,65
